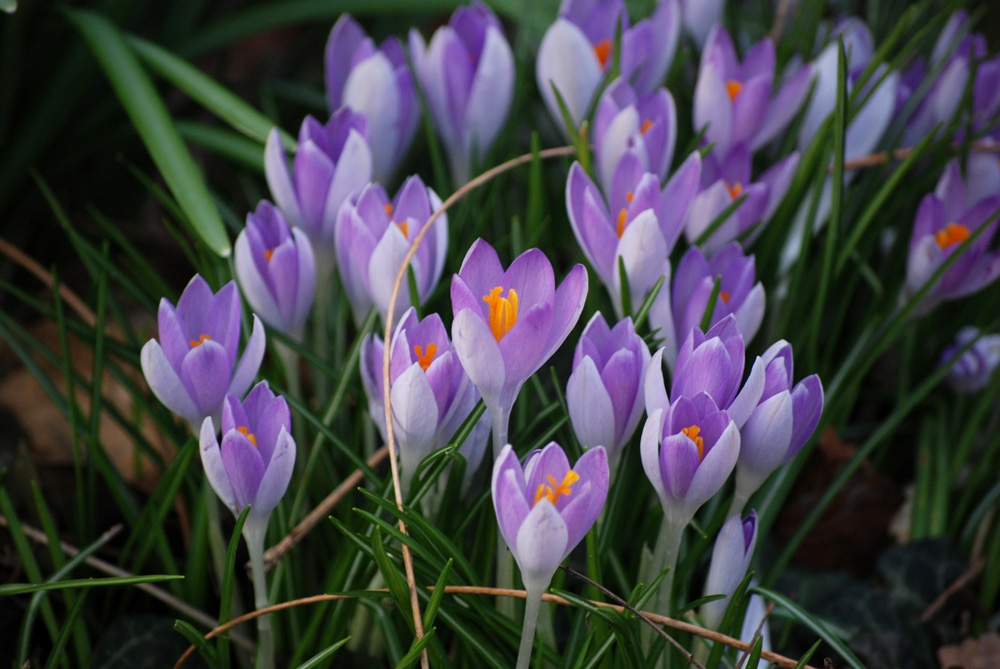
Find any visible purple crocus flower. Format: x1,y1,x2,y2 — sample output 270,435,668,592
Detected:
409,2,514,185
141,275,265,429
451,239,588,455
648,242,765,370
592,79,677,194
566,313,650,472
536,0,680,132
686,143,799,256
645,315,764,431
335,174,447,326
360,307,490,494
679,0,723,48
732,340,823,511
199,381,296,525
264,108,372,250
695,25,812,156
234,201,316,341
701,510,758,630
941,326,1000,394
493,442,608,591
325,15,419,182
904,160,1000,313
566,151,701,317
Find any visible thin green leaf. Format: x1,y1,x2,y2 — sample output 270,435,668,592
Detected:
174,619,219,666
296,636,351,669
753,586,864,669
422,560,453,630
396,627,437,669
0,575,183,597
218,505,251,669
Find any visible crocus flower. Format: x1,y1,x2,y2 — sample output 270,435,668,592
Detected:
679,0,723,48
451,239,588,455
264,108,372,250
686,143,799,256
567,313,650,472
592,79,677,194
536,0,680,133
701,511,758,631
335,175,447,326
141,275,265,429
732,341,823,512
941,327,1000,394
694,25,812,156
904,160,1000,313
740,592,773,669
409,2,514,185
234,201,316,341
325,14,419,182
648,242,765,371
360,307,490,494
566,151,701,317
493,441,608,669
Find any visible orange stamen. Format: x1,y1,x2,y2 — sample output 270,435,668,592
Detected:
189,334,211,348
264,249,274,261
720,291,731,303
533,470,581,506
640,119,654,135
593,40,611,69
726,79,743,102
935,222,970,249
483,286,519,342
397,220,409,237
617,208,628,238
237,426,258,447
726,182,743,199
626,191,634,203
384,203,394,217
682,425,705,461
414,343,438,372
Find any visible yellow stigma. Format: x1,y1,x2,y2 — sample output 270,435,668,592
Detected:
593,40,611,69
640,119,654,135
414,343,437,372
682,424,705,461
935,222,970,249
237,426,258,447
189,334,211,348
533,470,580,506
726,79,743,102
726,182,743,199
483,286,519,342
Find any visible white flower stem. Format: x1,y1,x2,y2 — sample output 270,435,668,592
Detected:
515,583,544,669
640,513,687,664
274,339,301,404
311,249,336,400
245,519,274,669
491,406,517,616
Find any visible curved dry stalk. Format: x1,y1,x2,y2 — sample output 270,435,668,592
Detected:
0,235,97,327
173,584,816,669
840,140,1000,171
377,144,576,669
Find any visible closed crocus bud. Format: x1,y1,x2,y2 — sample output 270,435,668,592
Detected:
335,175,447,326
325,15,419,182
234,201,316,342
566,151,701,317
686,143,799,256
141,276,265,430
904,160,1000,314
942,327,1000,394
567,313,651,472
264,109,373,250
695,25,812,156
679,0,723,48
701,511,758,631
648,242,765,371
409,2,514,186
733,340,823,511
592,79,677,194
360,308,490,494
451,239,588,455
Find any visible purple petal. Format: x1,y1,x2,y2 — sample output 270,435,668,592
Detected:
253,427,296,516
221,429,266,511
200,417,236,513
567,357,617,450
228,315,266,400
141,339,199,425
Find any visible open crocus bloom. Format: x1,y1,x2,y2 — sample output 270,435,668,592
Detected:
648,242,765,370
335,175,447,326
325,14,419,182
492,442,608,591
141,275,265,429
451,239,588,455
265,109,372,249
360,308,489,494
702,510,758,631
234,200,316,342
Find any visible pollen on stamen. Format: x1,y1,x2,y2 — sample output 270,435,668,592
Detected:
720,290,731,303
384,203,394,217
533,470,580,506
264,249,274,261
726,80,743,102
682,425,705,461
397,220,409,237
237,426,258,447
726,182,743,199
617,208,628,238
483,286,519,342
593,40,611,69
640,119,654,135
189,334,211,348
414,343,437,372
935,222,970,249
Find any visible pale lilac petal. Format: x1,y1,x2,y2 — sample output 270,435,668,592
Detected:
234,230,282,329
567,357,617,450
221,429,265,511
686,419,740,510
695,63,733,153
390,364,441,473
644,348,671,414
452,308,507,406
515,500,568,589
537,19,604,130
457,238,505,300
640,408,668,504
492,444,530,541
180,340,231,419
321,129,373,242
254,427,296,516
264,129,303,228
200,417,237,513
464,26,514,163
228,315,266,399
754,63,814,150
728,356,766,429
544,264,589,358
499,303,553,383
740,391,794,475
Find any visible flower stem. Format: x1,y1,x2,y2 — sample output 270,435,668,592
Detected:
491,414,516,616
515,583,543,669
246,520,274,669
274,339,301,405
640,513,687,665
